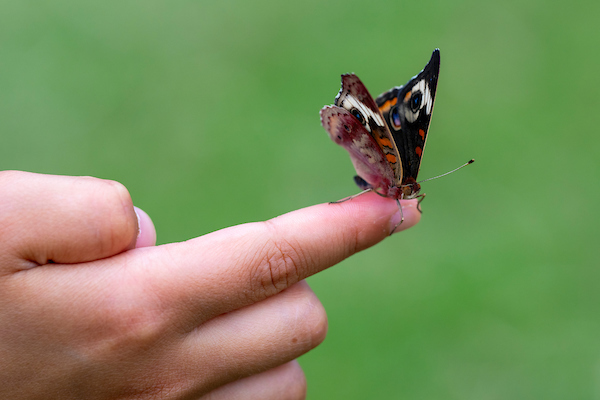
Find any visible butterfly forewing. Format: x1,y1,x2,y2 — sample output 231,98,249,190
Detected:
376,49,440,186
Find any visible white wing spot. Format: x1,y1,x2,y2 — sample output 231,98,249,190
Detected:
341,95,385,127
404,79,434,121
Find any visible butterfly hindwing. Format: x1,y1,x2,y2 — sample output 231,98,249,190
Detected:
320,105,395,191
333,74,403,186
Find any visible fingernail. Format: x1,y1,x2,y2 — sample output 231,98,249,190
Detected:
134,206,142,238
133,206,157,248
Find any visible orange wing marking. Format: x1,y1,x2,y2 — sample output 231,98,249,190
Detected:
378,137,393,148
379,97,397,113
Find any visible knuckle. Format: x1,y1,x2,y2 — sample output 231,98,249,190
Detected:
96,178,134,214
105,308,159,344
102,178,133,205
83,292,167,358
94,178,137,252
249,222,307,300
293,289,328,348
281,361,308,400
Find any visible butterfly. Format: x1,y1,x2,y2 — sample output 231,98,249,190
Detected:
321,49,449,230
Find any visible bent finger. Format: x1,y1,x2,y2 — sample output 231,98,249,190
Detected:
0,171,138,269
200,361,306,400
171,281,324,395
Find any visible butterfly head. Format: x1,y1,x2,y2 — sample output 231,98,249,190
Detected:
400,177,421,199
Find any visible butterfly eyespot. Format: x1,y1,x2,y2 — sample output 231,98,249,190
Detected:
350,109,366,125
390,106,402,129
342,124,351,133
410,92,423,112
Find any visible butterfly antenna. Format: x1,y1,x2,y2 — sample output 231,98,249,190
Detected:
417,159,474,184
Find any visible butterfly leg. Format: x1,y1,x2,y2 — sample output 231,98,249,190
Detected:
416,193,426,214
330,175,375,204
390,193,427,234
329,188,373,204
388,198,405,235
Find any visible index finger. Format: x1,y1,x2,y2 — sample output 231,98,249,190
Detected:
131,192,420,329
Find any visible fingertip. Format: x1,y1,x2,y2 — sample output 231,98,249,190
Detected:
389,199,422,234
133,207,156,248
325,192,421,242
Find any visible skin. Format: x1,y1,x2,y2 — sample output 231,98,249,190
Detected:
0,171,420,399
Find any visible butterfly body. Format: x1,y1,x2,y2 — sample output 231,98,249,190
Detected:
320,49,440,203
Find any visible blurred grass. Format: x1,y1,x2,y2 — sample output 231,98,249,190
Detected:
1,0,599,398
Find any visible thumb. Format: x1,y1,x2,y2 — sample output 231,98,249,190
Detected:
0,171,138,270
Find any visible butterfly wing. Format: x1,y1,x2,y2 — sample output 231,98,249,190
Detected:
334,74,403,185
325,74,403,187
376,49,440,187
320,105,396,192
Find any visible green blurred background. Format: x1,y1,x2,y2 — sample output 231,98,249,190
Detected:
1,0,599,398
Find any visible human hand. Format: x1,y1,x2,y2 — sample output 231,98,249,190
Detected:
0,171,420,399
